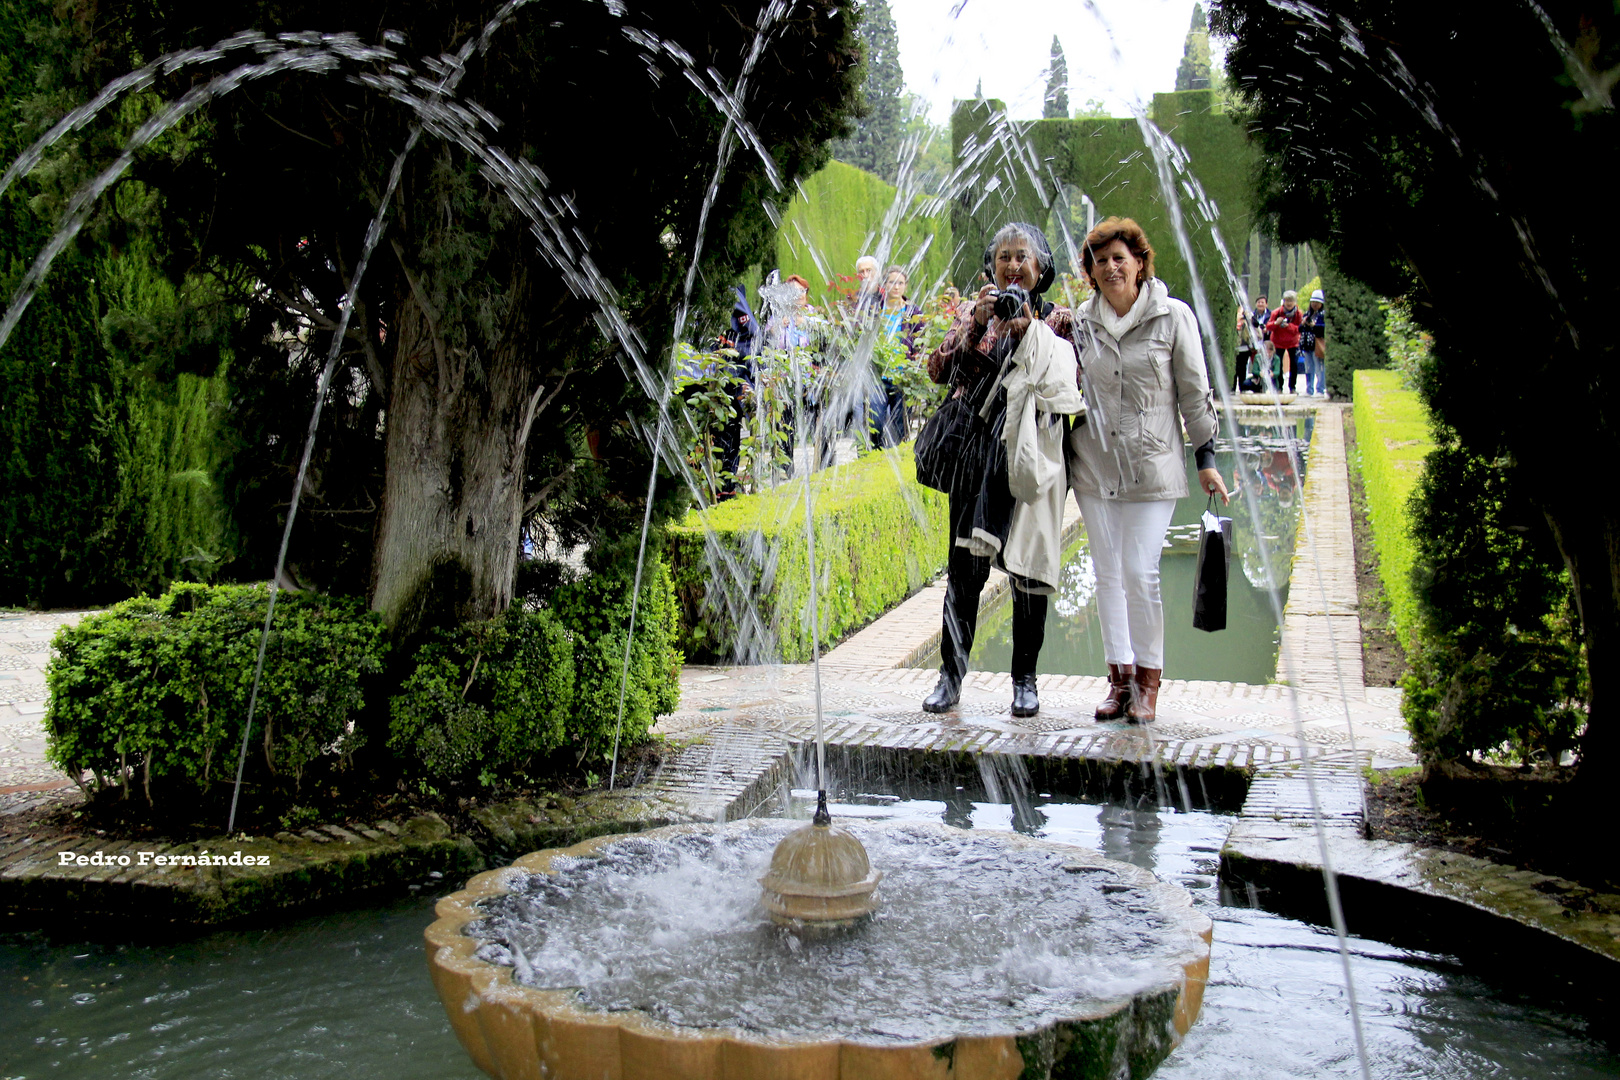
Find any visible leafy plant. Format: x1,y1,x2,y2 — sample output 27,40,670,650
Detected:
45,584,386,803
388,607,575,788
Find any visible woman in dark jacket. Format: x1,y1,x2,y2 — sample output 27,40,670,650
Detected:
921,223,1079,719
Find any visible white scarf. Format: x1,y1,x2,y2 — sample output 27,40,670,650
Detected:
1090,278,1158,342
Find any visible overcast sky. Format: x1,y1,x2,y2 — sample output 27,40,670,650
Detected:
887,0,1219,124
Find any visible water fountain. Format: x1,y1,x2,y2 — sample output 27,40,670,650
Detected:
424,820,1212,1079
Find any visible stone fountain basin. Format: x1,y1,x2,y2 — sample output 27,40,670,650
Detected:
425,820,1212,1080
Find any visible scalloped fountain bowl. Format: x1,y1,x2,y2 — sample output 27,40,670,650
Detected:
425,820,1211,1080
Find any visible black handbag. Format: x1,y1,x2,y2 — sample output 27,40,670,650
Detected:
1193,496,1235,632
913,393,979,499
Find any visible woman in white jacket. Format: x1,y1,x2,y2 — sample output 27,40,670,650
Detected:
1069,218,1231,722
922,223,1084,719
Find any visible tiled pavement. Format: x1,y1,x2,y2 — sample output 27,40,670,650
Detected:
0,612,86,814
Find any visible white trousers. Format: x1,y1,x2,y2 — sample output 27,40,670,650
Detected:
1075,494,1178,670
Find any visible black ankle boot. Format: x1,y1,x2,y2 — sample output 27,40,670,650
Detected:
1011,673,1039,718
923,674,961,713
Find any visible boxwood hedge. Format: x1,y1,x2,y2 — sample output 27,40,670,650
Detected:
666,446,950,663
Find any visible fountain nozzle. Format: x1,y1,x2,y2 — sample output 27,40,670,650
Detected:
758,792,880,929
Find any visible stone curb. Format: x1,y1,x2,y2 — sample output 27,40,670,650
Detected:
1219,760,1620,971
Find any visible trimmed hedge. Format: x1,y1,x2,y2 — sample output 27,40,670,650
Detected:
388,560,682,786
774,160,954,306
667,445,949,663
1352,369,1433,652
45,584,386,802
1322,262,1390,399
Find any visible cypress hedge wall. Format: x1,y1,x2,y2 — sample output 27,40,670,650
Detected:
666,446,949,663
1322,260,1391,399
772,160,954,308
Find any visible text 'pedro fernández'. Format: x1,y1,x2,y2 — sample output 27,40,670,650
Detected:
58,849,272,867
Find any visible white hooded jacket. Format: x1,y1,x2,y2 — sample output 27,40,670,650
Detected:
970,320,1084,593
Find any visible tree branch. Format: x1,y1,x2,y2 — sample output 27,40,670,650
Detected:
523,463,577,518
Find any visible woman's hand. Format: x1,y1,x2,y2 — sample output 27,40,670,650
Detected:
972,284,997,328
1001,302,1034,342
1199,468,1232,504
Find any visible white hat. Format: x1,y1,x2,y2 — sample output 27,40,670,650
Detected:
1310,289,1325,303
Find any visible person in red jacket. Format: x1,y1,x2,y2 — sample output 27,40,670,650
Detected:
1267,289,1304,393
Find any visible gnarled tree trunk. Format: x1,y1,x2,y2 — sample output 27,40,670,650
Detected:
369,287,538,642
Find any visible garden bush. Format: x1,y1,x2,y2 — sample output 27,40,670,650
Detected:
388,560,681,786
1352,369,1431,652
666,445,949,662
387,608,575,788
1401,434,1585,767
45,584,386,803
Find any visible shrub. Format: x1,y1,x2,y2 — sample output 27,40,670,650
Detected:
551,558,682,762
666,445,949,662
1352,369,1431,652
388,560,681,784
1322,263,1390,399
387,608,575,788
1401,435,1585,766
45,584,386,802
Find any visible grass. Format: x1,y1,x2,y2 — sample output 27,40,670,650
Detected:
1352,370,1434,654
1364,765,1420,786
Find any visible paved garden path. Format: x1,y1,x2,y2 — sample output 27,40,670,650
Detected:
0,612,85,814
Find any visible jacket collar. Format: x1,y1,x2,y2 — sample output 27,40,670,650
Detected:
1079,277,1171,340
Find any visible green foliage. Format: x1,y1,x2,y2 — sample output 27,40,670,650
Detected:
388,608,574,788
1176,4,1213,92
898,93,953,196
1320,261,1389,399
666,446,949,662
1381,298,1432,391
1044,38,1070,120
389,559,680,784
1352,370,1432,654
1218,0,1620,782
0,6,231,607
833,0,905,182
44,584,385,802
1401,435,1586,766
550,559,682,763
775,160,953,307
46,2,862,633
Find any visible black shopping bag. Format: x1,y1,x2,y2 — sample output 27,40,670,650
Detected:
1193,503,1234,632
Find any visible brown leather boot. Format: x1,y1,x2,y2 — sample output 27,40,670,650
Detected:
1094,663,1133,720
1128,667,1162,723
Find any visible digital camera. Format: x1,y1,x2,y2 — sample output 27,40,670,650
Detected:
993,284,1030,321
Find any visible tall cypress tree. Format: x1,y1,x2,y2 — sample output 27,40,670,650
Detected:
1175,3,1212,92
1044,37,1069,119
832,0,905,181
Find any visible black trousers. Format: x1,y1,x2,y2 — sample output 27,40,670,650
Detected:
939,494,1047,684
